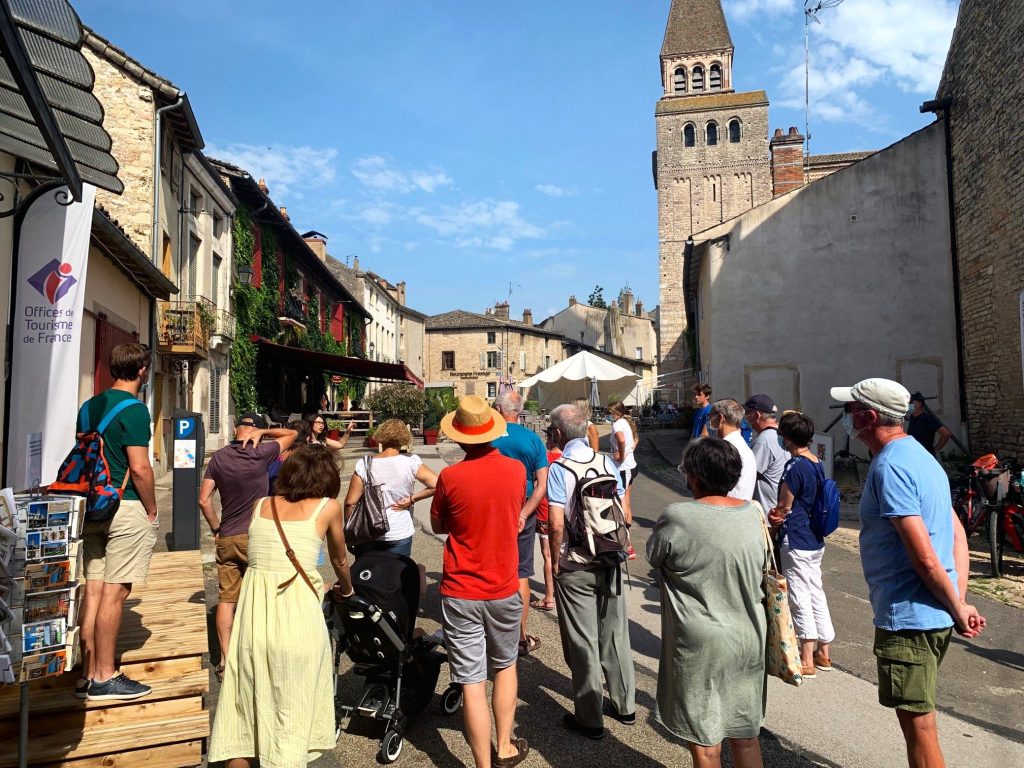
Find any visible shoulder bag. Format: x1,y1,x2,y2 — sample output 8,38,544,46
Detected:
751,500,803,687
344,455,390,546
269,497,319,597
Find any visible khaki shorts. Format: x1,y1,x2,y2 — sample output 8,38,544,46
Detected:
216,534,249,602
82,499,159,584
874,627,952,713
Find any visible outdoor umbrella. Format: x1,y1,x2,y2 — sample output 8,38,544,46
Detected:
517,350,641,410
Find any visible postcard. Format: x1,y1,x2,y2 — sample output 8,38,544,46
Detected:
23,590,70,624
23,560,70,593
22,618,65,654
25,531,42,560
0,488,15,530
26,501,48,530
0,653,13,684
0,522,15,567
20,648,66,681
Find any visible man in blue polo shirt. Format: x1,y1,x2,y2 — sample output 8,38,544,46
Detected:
831,377,985,768
492,390,548,657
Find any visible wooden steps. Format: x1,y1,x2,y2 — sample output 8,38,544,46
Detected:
0,551,209,768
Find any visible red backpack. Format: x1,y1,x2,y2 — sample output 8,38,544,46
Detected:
50,398,146,522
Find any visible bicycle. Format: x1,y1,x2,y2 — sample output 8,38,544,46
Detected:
950,456,1024,577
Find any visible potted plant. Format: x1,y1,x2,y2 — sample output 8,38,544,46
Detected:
365,384,426,446
326,418,346,441
423,388,457,445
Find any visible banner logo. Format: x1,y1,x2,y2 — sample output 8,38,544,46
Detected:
27,260,77,305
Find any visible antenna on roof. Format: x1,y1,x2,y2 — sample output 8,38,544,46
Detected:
804,0,844,182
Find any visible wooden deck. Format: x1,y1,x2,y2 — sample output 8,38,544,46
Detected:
0,551,209,767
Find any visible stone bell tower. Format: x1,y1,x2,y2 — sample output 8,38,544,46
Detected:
654,0,772,396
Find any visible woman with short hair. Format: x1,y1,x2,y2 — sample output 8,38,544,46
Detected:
647,437,766,768
343,419,438,558
768,411,835,678
209,445,354,768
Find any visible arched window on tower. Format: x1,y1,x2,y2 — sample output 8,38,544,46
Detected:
728,119,741,143
692,66,704,92
710,63,722,90
673,67,687,93
706,121,718,146
683,123,695,147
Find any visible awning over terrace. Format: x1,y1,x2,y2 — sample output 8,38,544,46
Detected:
252,336,423,387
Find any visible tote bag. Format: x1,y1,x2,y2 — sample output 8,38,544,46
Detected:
344,455,390,546
752,501,803,687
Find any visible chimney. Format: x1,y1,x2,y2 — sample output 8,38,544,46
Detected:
569,294,577,306
522,308,533,325
396,281,406,305
279,206,290,222
610,299,618,311
635,299,644,317
352,256,360,271
257,178,269,194
494,301,510,320
621,287,634,315
485,307,493,316
304,235,327,262
769,126,805,197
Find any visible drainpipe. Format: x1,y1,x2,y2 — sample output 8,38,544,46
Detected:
920,96,968,450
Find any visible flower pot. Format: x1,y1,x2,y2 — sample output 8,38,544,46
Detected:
366,436,378,449
423,428,439,446
327,429,341,440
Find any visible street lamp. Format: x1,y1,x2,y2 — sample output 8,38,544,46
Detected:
237,264,254,286
368,341,376,361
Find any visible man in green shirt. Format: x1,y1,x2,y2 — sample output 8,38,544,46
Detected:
77,343,158,702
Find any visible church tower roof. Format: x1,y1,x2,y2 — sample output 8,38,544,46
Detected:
661,0,733,57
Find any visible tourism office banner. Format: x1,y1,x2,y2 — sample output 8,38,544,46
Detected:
5,184,95,491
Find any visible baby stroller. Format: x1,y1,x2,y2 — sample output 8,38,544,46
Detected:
324,550,463,763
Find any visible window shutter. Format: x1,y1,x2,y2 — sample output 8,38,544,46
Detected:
479,351,486,370
519,351,526,371
209,366,221,434
496,350,503,371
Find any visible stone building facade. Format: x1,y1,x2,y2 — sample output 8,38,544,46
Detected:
425,305,564,399
936,0,1024,456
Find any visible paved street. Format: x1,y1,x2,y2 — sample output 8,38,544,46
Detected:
198,432,1023,768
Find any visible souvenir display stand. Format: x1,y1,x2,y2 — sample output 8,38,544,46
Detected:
0,489,209,767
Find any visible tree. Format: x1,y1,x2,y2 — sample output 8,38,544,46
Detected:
588,285,607,308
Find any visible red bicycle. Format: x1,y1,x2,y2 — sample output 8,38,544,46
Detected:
951,455,1024,577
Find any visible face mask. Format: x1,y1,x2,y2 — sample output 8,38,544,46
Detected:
842,411,864,440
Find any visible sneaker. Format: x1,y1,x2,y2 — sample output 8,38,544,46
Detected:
604,705,636,725
562,712,604,740
800,664,817,680
814,651,833,671
73,678,90,699
87,672,152,701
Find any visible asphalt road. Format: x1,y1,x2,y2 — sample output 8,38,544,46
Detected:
211,439,1023,767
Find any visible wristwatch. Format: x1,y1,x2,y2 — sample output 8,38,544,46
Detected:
211,527,221,535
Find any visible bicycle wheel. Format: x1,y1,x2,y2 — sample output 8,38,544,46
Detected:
987,506,1004,578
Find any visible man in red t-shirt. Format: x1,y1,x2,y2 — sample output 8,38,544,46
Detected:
431,395,528,768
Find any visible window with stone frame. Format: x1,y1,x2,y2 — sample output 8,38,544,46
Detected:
487,382,497,398
486,350,501,369
441,351,455,370
709,63,722,90
672,67,687,93
706,121,718,146
487,331,496,344
683,123,696,148
729,119,741,143
692,65,704,92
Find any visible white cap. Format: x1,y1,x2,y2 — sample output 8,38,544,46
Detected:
829,378,911,420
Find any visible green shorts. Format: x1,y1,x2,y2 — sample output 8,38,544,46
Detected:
874,627,952,713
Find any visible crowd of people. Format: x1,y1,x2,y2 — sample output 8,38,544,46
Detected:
71,343,989,768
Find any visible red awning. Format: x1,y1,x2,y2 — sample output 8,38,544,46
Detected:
252,337,422,388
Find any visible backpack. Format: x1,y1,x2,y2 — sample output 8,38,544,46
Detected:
808,460,841,539
557,451,629,568
50,398,147,522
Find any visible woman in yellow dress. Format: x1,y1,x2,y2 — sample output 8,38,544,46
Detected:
209,445,353,768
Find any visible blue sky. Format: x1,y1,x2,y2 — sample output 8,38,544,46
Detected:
77,0,959,319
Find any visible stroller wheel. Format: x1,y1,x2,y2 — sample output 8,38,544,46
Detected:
440,684,463,715
380,729,404,763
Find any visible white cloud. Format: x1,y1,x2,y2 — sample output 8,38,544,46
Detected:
205,142,337,199
411,199,545,250
351,156,453,194
535,183,578,198
354,202,397,226
727,0,792,21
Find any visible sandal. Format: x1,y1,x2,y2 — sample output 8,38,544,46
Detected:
518,635,541,656
529,597,555,611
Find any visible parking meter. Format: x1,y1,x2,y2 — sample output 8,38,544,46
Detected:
171,410,204,551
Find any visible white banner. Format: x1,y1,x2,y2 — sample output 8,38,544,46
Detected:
5,184,95,490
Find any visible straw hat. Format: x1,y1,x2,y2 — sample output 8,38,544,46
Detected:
440,395,507,444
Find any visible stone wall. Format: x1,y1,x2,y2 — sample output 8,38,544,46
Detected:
655,92,771,396
424,327,561,399
84,48,156,253
938,0,1024,456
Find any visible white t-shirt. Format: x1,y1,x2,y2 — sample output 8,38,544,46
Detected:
611,418,637,471
724,430,757,501
354,453,422,541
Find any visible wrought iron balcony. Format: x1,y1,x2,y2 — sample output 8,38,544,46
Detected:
279,293,307,329
211,308,236,341
156,297,214,358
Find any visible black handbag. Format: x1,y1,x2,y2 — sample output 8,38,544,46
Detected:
344,455,390,546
